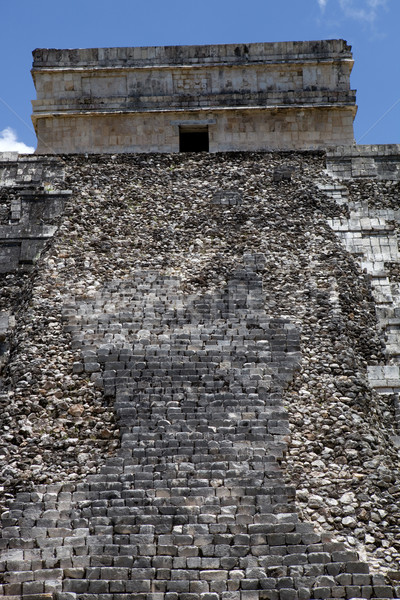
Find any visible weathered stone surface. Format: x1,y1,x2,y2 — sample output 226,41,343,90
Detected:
0,155,69,273
327,145,400,180
0,151,399,598
31,40,356,154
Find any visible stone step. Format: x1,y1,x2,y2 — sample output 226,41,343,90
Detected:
1,595,54,600
51,582,400,600
317,183,349,192
52,597,400,600
328,219,396,234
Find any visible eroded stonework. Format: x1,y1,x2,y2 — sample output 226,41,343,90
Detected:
1,152,400,600
31,40,356,154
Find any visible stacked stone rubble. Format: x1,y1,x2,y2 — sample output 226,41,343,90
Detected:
0,154,69,409
1,151,400,599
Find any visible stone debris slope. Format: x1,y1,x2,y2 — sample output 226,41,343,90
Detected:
0,152,399,598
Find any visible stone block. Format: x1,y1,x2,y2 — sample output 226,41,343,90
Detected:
345,562,370,574
373,586,394,598
21,581,44,594
307,553,331,564
88,580,109,593
279,590,298,600
167,581,190,592
259,591,279,600
313,586,332,599
33,569,63,581
62,579,89,593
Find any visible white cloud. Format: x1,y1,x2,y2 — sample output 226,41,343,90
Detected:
318,0,328,9
0,127,35,153
338,0,387,23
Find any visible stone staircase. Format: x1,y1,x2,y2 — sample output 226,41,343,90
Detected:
1,255,399,599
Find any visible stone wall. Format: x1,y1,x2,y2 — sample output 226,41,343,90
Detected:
31,40,356,153
327,145,400,180
0,154,64,188
34,108,354,155
320,180,400,429
0,154,68,273
0,153,69,424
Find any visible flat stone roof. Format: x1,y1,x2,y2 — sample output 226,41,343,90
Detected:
32,39,353,68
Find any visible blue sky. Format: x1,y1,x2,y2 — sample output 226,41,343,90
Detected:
0,0,399,152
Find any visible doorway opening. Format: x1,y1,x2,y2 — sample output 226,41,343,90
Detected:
179,126,209,152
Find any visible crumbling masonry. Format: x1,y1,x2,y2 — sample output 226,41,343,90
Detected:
1,41,400,600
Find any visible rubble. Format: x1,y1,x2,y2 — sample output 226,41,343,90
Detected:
0,151,399,579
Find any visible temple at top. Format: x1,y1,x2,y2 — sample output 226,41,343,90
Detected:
31,39,357,154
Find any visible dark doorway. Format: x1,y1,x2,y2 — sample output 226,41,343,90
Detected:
179,126,209,152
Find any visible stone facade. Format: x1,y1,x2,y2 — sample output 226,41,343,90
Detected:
327,145,400,180
0,154,68,274
31,40,356,154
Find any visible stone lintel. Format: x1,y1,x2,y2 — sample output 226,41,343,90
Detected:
32,103,358,124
